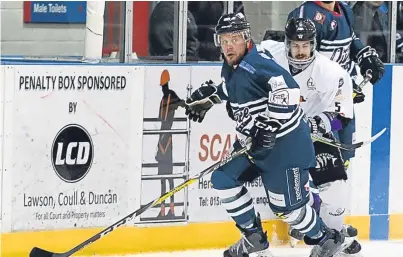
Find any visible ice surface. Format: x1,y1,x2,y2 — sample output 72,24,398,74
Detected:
120,240,403,257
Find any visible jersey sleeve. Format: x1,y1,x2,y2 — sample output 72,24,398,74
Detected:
329,67,354,119
216,63,231,101
316,61,353,120
215,81,229,101
258,61,301,121
340,2,365,58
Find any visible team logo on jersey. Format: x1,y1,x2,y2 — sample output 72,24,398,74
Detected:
314,11,325,24
330,20,337,31
233,107,253,135
307,77,315,90
269,89,289,105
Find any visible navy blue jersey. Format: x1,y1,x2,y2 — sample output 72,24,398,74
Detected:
288,1,365,75
216,44,304,144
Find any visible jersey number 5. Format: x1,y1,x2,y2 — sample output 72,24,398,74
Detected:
335,102,341,112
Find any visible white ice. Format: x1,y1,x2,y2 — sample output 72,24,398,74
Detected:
124,240,402,257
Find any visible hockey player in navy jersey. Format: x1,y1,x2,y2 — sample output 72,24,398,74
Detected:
287,1,384,165
185,13,346,257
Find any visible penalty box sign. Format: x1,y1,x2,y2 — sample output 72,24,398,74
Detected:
51,124,94,183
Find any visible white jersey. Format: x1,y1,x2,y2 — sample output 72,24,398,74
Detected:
260,40,353,119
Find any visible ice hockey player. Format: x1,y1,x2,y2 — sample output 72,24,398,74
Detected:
287,1,384,166
260,18,357,257
287,2,384,254
185,12,346,257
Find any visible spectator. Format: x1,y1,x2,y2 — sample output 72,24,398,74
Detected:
188,1,245,61
148,1,199,59
352,1,389,62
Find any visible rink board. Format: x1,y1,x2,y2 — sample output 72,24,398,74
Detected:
0,62,402,257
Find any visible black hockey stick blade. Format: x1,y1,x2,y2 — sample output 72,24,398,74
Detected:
29,146,248,257
311,127,386,151
29,247,64,257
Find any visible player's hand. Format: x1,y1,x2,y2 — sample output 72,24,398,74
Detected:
185,81,222,122
356,46,385,84
250,114,282,152
353,88,365,104
307,113,341,135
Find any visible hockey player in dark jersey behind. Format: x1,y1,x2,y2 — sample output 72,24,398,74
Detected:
185,12,346,257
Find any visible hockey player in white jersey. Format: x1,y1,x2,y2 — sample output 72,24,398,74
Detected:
260,18,359,257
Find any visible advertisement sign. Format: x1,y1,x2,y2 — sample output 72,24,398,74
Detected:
23,1,87,24
187,66,278,223
139,66,190,222
3,65,144,231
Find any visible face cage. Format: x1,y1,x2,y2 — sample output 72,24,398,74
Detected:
285,38,317,70
214,29,251,48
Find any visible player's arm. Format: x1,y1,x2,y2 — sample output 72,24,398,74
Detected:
342,2,384,84
308,67,353,135
331,68,354,120
247,62,302,152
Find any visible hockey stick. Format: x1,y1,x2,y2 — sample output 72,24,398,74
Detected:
353,69,373,98
311,127,386,151
29,146,249,257
358,69,373,91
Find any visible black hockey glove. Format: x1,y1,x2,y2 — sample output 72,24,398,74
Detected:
249,113,282,153
353,88,365,104
307,112,341,135
185,80,222,123
356,46,385,85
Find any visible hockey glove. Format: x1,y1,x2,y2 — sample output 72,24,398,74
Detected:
185,80,222,123
353,88,365,104
249,113,282,153
307,112,342,136
356,46,385,85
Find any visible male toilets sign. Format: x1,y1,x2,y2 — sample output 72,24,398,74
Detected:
23,1,87,24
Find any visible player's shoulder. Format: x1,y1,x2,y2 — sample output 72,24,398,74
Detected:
315,52,349,83
289,1,325,18
241,44,286,77
316,53,347,76
260,40,284,58
338,1,355,19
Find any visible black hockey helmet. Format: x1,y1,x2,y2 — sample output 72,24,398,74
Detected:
214,12,251,47
285,18,317,69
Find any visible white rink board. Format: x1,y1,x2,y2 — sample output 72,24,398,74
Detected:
187,66,277,222
140,66,190,221
1,65,145,232
0,63,394,237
